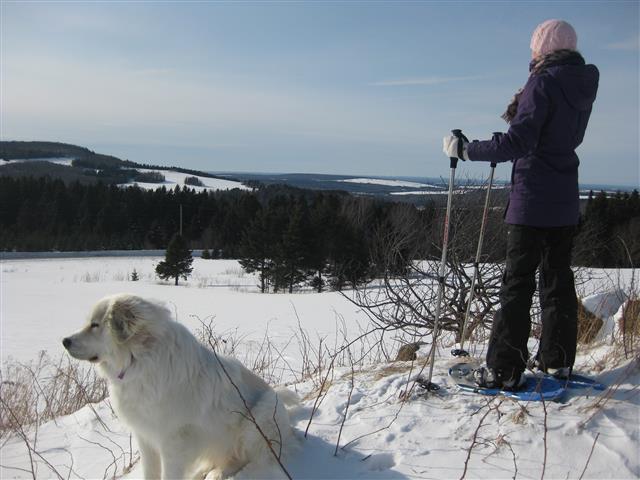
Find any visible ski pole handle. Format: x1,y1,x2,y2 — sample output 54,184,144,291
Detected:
490,132,503,168
450,129,469,168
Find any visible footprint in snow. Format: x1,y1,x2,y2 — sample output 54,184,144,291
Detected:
349,392,364,405
365,452,396,471
400,421,414,433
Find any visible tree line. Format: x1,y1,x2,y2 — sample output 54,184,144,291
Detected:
573,189,640,268
0,176,438,291
0,175,637,292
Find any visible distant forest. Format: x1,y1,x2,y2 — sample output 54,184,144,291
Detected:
0,141,237,185
0,176,638,291
0,176,438,291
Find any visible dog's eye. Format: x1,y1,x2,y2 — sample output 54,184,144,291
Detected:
91,323,100,329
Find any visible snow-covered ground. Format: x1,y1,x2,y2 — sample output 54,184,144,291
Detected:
1,257,638,479
0,257,368,369
337,178,441,189
389,185,509,196
3,157,74,166
123,168,250,192
1,158,249,192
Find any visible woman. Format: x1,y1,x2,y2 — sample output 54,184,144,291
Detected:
443,19,599,390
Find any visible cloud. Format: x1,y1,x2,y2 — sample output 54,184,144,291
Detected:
370,75,485,87
605,34,640,51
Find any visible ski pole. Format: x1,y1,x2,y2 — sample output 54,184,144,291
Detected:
422,128,468,391
451,132,501,358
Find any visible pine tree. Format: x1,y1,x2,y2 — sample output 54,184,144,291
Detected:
239,209,273,293
277,200,312,293
307,194,339,292
583,191,613,267
156,233,193,285
130,268,139,281
328,219,370,291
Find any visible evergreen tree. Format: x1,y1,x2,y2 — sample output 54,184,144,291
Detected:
156,233,193,285
579,191,614,267
277,199,312,293
239,208,274,293
328,221,370,290
308,194,341,292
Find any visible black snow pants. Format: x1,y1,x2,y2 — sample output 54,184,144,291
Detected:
486,224,578,378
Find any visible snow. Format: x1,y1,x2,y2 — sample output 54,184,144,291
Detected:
390,185,509,196
0,257,367,367
0,158,249,192
2,157,74,166
1,257,638,479
337,178,441,189
390,190,444,196
582,290,628,342
122,168,251,192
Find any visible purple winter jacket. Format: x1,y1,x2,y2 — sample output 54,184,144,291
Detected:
467,59,599,227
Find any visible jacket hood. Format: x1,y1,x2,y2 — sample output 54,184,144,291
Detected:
547,63,599,111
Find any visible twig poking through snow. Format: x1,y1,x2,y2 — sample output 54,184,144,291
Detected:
578,432,600,480
460,398,502,480
334,349,355,456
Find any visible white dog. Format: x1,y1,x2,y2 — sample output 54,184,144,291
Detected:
63,293,298,479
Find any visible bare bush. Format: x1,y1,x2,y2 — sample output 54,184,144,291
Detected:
1,352,114,479
349,189,505,347
194,311,389,388
1,352,107,440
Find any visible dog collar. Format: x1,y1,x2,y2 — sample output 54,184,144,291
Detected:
117,354,135,380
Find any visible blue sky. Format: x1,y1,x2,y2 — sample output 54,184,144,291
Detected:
2,1,638,186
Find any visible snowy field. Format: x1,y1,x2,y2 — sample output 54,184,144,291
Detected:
2,158,75,166
1,256,638,479
2,158,250,193
337,178,441,189
123,168,250,193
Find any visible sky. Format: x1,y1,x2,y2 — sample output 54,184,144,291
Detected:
1,1,638,186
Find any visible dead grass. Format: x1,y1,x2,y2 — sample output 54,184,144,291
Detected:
369,362,414,381
620,299,640,355
0,352,107,440
577,301,604,344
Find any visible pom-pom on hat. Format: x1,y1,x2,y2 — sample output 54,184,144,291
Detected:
530,19,578,56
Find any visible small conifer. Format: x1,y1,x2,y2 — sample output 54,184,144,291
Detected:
156,234,193,285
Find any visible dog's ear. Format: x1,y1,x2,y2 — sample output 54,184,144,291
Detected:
108,298,138,343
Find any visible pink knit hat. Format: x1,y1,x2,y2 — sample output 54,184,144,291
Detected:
530,19,578,56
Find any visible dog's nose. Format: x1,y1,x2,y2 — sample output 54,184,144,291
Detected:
62,338,72,349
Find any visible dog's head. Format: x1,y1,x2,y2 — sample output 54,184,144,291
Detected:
62,294,164,364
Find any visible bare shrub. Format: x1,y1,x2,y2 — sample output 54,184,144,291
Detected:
194,312,388,388
112,271,127,281
0,352,107,440
76,271,105,283
348,187,505,347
